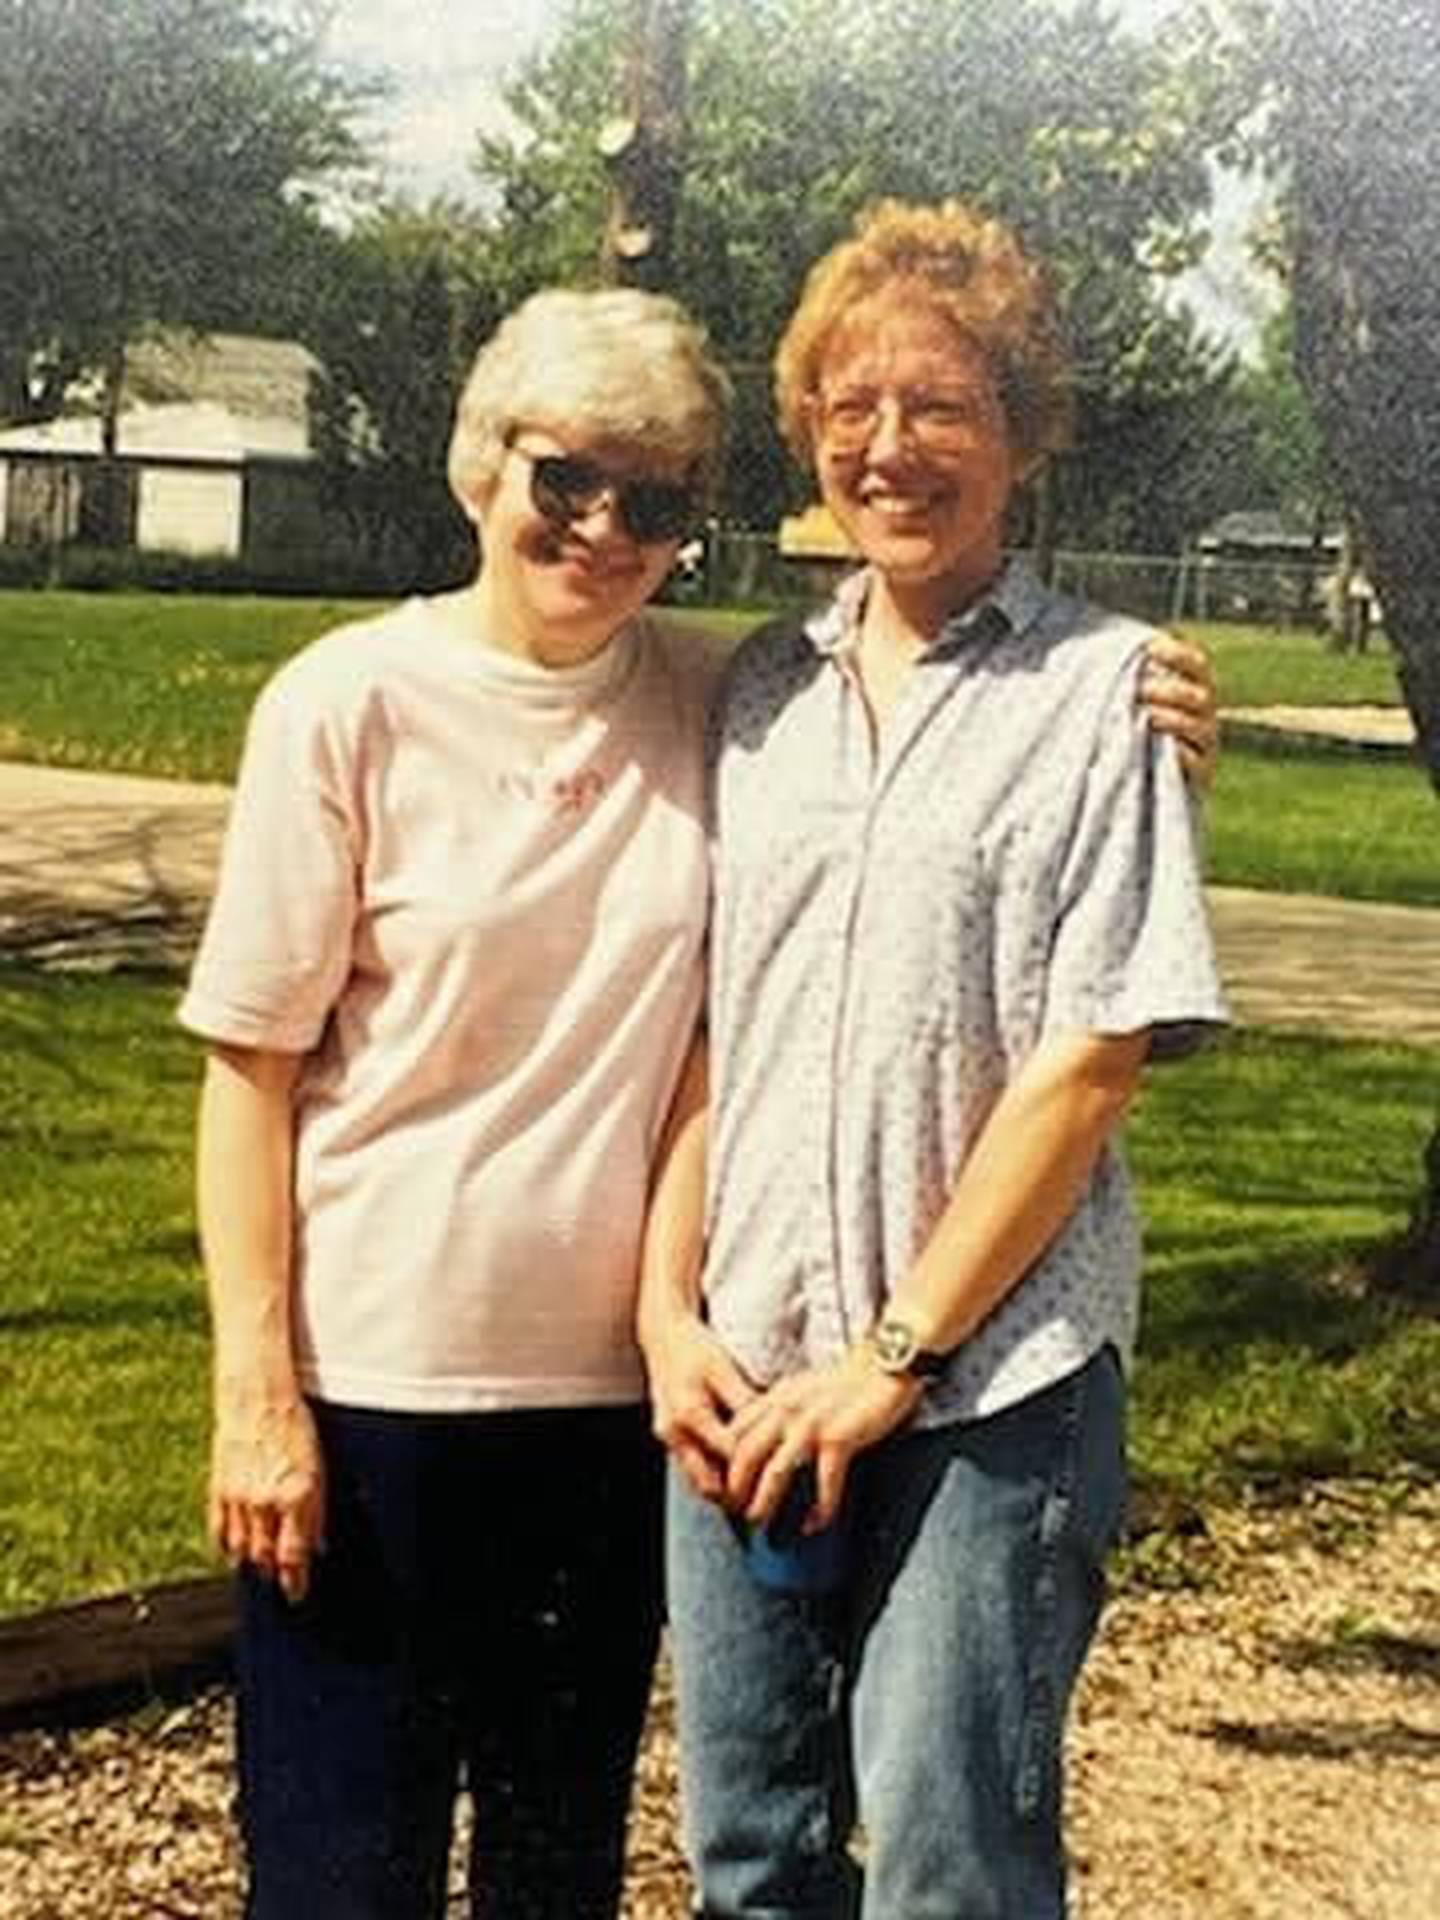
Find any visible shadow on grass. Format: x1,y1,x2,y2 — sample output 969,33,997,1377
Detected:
1143,1245,1418,1360
0,1124,180,1165
1135,1031,1437,1352
0,966,194,1119
1220,727,1416,767
1136,1028,1436,1138
0,988,123,1099
1134,1250,1440,1486
0,1291,205,1337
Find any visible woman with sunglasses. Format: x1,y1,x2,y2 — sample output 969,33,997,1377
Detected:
180,285,727,1919
644,201,1228,1919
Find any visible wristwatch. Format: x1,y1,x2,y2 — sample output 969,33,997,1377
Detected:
863,1313,951,1383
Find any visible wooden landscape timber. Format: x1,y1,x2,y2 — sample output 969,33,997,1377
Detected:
0,1577,234,1730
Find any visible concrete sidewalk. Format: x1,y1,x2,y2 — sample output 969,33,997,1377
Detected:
2,759,1438,1047
0,761,229,969
1206,885,1440,1047
1224,703,1417,752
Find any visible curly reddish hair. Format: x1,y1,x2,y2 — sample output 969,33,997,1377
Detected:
774,198,1073,471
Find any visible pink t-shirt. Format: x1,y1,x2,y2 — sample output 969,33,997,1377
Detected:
179,598,710,1412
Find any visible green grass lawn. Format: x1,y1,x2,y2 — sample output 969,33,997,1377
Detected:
0,970,208,1614
1208,739,1439,908
1,966,1437,1613
1179,622,1435,908
1,592,1406,774
1129,1031,1440,1492
0,590,753,782
1187,620,1403,710
0,590,385,782
5,595,1413,760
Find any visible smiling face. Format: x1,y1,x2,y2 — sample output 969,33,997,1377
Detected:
811,296,1027,625
466,426,686,666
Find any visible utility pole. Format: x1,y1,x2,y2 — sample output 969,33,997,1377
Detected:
597,0,692,290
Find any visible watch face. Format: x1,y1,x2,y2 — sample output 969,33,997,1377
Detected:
872,1318,919,1371
869,1316,948,1380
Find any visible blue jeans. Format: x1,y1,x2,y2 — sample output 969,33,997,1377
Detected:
237,1401,662,1920
666,1347,1127,1919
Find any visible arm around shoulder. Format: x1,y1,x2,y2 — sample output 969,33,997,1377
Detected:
1140,628,1219,789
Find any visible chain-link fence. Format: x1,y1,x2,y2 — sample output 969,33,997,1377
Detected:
679,532,1338,631
1054,551,1334,628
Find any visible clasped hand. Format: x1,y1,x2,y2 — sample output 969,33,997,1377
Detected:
648,1318,921,1532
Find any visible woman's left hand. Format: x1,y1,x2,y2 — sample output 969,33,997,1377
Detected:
1140,631,1219,787
724,1347,923,1531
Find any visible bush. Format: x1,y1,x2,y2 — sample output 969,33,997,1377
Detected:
0,545,51,589
0,541,406,598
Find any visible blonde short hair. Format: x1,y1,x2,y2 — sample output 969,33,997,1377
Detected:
774,199,1073,471
448,287,731,509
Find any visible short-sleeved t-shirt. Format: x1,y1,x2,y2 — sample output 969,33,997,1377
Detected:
703,560,1227,1426
180,598,711,1413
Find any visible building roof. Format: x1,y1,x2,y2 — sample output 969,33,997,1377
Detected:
126,333,317,426
0,400,307,463
0,333,318,464
778,503,857,560
1197,509,1340,554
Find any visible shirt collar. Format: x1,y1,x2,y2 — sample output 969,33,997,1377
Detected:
803,554,1048,662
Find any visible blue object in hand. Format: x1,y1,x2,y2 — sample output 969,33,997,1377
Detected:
742,1463,850,1594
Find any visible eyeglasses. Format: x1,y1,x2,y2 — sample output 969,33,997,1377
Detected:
808,386,998,456
510,442,699,545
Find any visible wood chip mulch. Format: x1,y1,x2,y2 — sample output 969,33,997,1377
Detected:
2,1480,1436,1918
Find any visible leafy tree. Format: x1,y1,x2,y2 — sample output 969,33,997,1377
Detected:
1266,0,1440,1287
474,0,1244,536
302,201,498,588
1232,302,1333,529
1052,306,1253,553
0,0,363,500
1274,0,1440,773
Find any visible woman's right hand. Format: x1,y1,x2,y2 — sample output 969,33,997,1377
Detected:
1140,631,1219,786
642,1311,758,1504
209,1384,326,1603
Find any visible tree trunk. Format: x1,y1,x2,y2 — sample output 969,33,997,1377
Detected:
600,0,691,290
1285,0,1440,1295
91,338,130,548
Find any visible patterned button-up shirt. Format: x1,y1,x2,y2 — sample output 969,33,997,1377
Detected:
703,560,1227,1426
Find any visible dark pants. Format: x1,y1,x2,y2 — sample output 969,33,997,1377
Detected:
236,1400,664,1920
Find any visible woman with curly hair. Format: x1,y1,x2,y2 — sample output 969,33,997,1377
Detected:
643,200,1227,1918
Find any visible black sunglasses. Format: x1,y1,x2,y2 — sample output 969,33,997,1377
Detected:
511,443,699,545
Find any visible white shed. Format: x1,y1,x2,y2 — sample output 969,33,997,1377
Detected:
0,335,323,560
